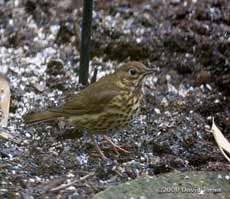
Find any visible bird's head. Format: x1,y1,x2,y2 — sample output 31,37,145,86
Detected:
114,61,158,89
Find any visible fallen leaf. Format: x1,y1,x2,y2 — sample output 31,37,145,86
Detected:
0,130,14,141
0,128,20,144
0,74,11,127
211,118,230,163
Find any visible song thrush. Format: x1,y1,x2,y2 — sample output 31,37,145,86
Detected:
24,61,157,159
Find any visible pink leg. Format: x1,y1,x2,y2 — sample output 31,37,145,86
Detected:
102,135,129,154
90,135,107,160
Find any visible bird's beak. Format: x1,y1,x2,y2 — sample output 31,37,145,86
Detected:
144,65,159,75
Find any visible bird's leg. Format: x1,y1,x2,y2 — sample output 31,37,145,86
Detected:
102,135,129,154
90,135,107,160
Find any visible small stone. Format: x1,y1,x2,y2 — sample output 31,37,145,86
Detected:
140,156,145,162
214,99,220,104
154,108,161,114
206,84,212,91
29,178,35,183
0,189,8,193
66,186,77,191
67,172,75,178
25,133,31,138
195,70,211,86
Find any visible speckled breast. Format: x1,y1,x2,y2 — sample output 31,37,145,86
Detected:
68,90,144,133
91,90,143,133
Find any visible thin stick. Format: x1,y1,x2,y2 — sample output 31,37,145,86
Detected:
50,172,95,192
0,129,20,144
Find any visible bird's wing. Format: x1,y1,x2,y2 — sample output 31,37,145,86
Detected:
51,77,120,116
59,90,120,115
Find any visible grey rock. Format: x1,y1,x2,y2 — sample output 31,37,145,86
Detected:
93,171,229,199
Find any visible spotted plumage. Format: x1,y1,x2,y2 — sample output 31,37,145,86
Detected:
24,61,157,159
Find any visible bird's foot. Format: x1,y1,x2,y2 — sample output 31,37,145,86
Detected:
102,135,129,155
90,135,108,160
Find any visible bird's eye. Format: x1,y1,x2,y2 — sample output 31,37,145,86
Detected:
128,69,137,76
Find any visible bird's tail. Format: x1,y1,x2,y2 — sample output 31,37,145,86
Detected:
23,111,62,124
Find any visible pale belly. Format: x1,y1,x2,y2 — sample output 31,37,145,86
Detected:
67,108,139,133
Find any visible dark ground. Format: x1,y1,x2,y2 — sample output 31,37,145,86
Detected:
0,0,230,198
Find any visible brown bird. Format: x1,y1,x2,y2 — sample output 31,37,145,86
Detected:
24,61,157,159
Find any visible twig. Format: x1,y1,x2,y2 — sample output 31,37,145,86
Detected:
113,168,124,177
50,172,95,192
0,128,21,144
